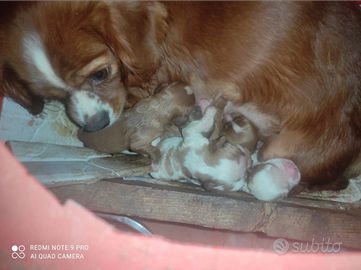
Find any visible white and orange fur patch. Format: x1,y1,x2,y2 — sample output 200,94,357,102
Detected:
243,156,301,201
151,99,301,201
22,31,117,127
69,91,116,126
150,105,250,192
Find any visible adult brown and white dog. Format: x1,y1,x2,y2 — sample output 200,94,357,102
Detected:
1,1,361,193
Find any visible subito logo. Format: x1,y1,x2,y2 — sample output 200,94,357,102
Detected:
12,245,25,259
273,238,289,255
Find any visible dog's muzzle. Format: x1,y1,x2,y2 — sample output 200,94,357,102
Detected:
83,110,110,132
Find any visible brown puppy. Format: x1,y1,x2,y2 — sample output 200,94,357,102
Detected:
78,82,194,166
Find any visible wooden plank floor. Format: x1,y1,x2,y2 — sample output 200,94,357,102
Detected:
7,140,361,250
49,178,361,250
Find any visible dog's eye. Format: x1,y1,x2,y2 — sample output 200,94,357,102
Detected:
90,67,110,83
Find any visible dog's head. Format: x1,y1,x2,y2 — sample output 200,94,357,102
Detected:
0,1,167,131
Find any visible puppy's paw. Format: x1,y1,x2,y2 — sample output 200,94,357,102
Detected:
151,161,159,172
223,112,233,122
150,154,161,172
203,180,224,192
204,106,217,118
195,99,211,113
223,100,236,114
151,137,161,147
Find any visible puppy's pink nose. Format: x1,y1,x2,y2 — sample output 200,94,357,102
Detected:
83,110,110,132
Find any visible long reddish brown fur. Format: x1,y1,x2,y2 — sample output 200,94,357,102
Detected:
1,1,361,192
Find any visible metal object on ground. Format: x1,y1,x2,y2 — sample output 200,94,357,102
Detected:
95,212,153,236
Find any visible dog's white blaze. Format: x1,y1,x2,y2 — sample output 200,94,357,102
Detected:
23,32,68,90
72,91,115,125
231,122,244,134
184,86,193,95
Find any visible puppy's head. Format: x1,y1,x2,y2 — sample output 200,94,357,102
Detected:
221,111,259,153
0,1,167,131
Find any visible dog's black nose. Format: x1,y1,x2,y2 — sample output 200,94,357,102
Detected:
83,110,110,132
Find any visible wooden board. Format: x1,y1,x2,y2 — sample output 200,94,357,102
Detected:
8,140,361,202
8,140,361,249
49,178,361,250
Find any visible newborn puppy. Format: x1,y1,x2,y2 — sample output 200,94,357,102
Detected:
243,158,301,201
208,98,259,154
220,111,259,154
150,101,252,192
192,99,298,200
78,82,195,165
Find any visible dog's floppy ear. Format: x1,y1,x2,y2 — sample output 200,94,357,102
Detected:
105,1,168,86
1,63,44,115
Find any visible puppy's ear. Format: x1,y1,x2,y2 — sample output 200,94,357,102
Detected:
106,1,168,84
1,63,44,115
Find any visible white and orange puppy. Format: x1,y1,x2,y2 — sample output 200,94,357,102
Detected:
245,158,301,201
150,100,251,192
220,101,301,201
